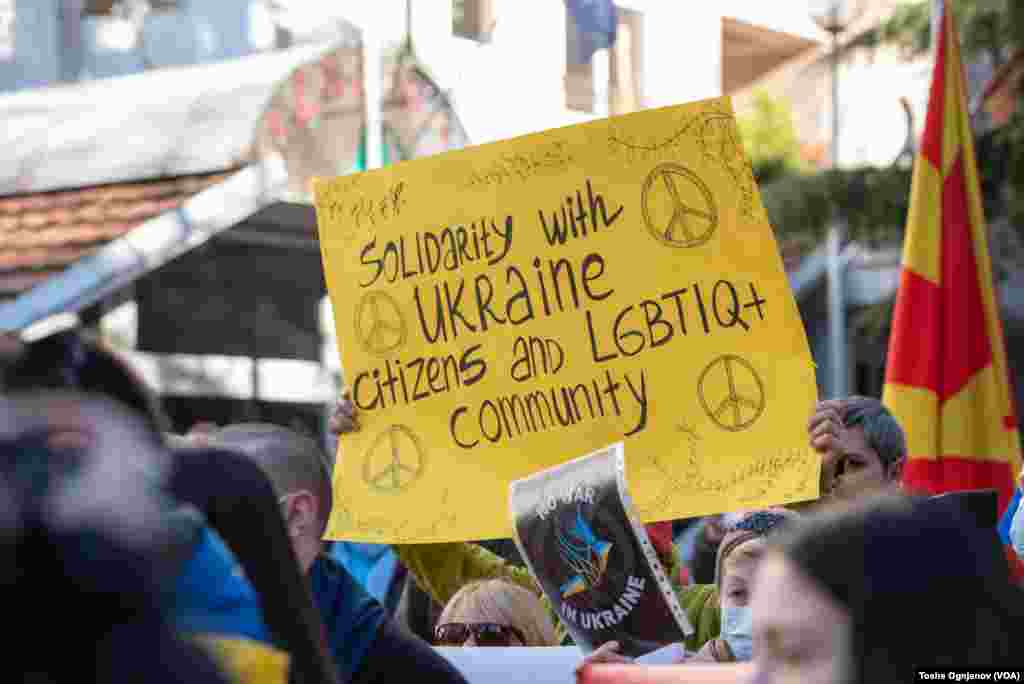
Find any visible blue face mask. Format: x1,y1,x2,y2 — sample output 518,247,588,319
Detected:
720,606,754,661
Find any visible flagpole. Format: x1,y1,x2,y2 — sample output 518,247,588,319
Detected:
593,48,610,117
363,18,383,171
822,6,849,399
931,0,944,58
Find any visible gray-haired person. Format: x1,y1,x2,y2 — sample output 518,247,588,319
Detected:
807,396,907,502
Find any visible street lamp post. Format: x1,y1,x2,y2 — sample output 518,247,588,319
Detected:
809,0,863,399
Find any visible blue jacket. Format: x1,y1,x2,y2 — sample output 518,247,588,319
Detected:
310,554,387,680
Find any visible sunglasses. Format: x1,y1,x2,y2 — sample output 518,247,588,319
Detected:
433,622,527,647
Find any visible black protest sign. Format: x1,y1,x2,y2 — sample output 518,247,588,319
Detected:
510,442,691,657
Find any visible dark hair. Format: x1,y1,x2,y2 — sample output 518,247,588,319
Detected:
3,330,169,436
841,396,906,472
778,493,1024,683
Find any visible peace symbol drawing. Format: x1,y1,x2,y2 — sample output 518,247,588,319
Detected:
640,163,718,248
354,291,407,356
362,425,425,493
697,355,765,432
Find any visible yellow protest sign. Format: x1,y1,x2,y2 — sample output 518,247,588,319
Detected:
314,97,819,543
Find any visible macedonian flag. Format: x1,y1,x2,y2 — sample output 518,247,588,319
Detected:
882,5,1022,515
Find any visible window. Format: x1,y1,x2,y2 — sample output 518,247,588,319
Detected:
453,0,495,43
565,5,642,115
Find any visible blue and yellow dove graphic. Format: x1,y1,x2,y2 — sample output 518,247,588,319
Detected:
557,505,613,599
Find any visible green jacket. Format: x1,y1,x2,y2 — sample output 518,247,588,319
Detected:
394,542,720,652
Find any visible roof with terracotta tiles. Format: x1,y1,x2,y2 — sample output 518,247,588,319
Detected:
0,170,233,299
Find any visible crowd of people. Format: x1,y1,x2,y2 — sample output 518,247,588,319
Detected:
1,328,1022,683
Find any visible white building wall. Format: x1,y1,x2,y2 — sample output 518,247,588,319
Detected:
633,2,721,109
353,0,728,145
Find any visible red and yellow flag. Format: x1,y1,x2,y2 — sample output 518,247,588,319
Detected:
883,5,1022,514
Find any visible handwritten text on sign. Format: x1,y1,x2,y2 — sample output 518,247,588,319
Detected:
314,97,819,543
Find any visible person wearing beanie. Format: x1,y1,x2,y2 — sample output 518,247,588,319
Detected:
686,509,798,664
750,493,1024,683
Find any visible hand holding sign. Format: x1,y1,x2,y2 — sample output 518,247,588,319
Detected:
330,387,360,435
315,97,818,543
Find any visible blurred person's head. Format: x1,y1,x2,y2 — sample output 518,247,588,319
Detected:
0,391,178,550
751,493,1024,684
1,330,169,437
0,391,232,683
204,423,333,573
435,579,557,647
825,397,905,501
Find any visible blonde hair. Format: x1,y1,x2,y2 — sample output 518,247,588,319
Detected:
438,579,558,647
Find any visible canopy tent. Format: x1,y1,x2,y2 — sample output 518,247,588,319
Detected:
0,38,342,197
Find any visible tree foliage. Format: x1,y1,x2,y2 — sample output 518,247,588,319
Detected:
760,0,1024,262
863,0,1022,66
737,90,807,182
865,0,1024,231
762,166,912,245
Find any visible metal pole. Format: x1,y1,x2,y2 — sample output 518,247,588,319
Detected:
931,0,944,57
593,48,610,117
830,31,840,167
826,28,849,398
363,21,383,170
